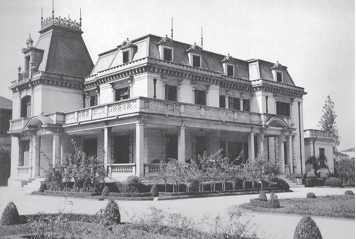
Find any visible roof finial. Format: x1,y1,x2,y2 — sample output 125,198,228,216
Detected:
201,27,203,49
52,0,54,20
80,8,82,28
171,17,173,40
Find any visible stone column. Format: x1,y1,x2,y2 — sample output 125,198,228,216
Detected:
278,133,286,174
248,131,255,161
178,123,186,163
257,133,265,157
287,135,293,175
52,134,61,166
240,98,243,111
225,96,229,109
104,127,112,174
135,120,145,177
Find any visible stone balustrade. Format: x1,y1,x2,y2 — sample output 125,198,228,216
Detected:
107,163,136,176
10,118,29,131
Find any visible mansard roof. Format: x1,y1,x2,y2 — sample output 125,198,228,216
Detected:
35,16,93,78
89,34,300,88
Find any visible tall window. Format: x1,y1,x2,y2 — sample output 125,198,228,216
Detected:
21,96,31,118
193,55,201,67
123,51,129,63
319,148,325,158
113,135,130,163
227,65,234,77
277,72,282,83
165,85,177,101
166,135,178,161
228,97,240,110
163,48,173,61
276,102,290,117
90,95,97,107
243,99,250,111
115,87,130,101
19,140,30,166
219,95,226,108
195,89,206,105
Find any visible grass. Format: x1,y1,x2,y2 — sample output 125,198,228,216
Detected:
239,195,355,219
0,207,259,239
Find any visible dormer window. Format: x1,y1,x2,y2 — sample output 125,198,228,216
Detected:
227,65,234,77
192,55,201,67
163,48,173,61
122,51,129,63
276,72,282,83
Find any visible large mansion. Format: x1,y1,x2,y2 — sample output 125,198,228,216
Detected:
7,15,308,187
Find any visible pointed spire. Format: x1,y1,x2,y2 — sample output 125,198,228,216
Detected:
171,17,173,40
80,8,82,28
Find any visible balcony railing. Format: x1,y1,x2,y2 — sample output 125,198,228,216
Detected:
63,97,263,125
9,118,29,131
144,163,167,176
107,163,136,176
304,129,332,139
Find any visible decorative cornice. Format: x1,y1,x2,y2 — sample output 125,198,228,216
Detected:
270,61,286,70
186,42,202,53
157,35,173,46
120,38,137,50
40,16,82,33
221,54,234,63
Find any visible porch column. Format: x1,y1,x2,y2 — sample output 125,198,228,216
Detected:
278,133,286,174
257,133,264,157
52,134,61,165
287,135,293,175
248,131,255,161
178,124,185,163
30,135,36,178
135,121,145,177
103,127,112,171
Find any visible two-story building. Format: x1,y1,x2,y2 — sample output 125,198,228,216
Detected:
7,14,306,187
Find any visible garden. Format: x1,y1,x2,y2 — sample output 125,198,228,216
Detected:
35,141,290,200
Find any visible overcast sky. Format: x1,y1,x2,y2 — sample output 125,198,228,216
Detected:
0,0,354,151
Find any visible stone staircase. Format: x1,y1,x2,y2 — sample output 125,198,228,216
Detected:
23,178,45,189
279,175,305,188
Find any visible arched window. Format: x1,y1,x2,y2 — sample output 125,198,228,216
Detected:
21,96,31,118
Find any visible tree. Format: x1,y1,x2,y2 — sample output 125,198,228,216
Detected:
335,159,355,184
305,155,329,177
319,95,340,150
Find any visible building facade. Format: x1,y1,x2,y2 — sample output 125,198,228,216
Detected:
7,15,307,187
0,96,12,151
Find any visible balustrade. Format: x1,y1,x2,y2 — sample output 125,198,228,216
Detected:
144,163,167,176
108,163,136,175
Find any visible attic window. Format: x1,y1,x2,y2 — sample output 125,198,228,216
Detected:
123,51,129,63
193,55,201,67
276,72,282,83
163,48,173,61
227,65,234,77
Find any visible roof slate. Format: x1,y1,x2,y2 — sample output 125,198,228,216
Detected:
0,96,12,110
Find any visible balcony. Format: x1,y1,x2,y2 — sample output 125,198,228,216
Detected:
304,129,332,139
9,118,29,132
63,97,262,125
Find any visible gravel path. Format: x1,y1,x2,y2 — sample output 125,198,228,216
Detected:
0,186,354,239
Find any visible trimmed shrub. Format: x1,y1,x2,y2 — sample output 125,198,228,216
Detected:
305,178,315,187
39,183,47,192
103,199,120,225
102,186,110,196
150,184,158,197
125,175,141,187
320,171,330,180
269,191,280,208
276,178,290,191
345,190,354,195
325,177,342,187
250,198,270,208
1,202,20,225
315,178,325,186
306,171,317,179
258,190,267,201
306,192,316,198
293,215,323,239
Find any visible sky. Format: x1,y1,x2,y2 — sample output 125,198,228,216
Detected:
0,0,354,151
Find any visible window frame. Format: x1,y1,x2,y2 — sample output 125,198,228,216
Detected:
276,101,290,117
122,50,130,63
243,99,250,112
226,64,234,77
165,84,177,101
219,95,226,108
192,54,201,68
115,87,130,101
276,71,283,83
195,89,206,105
228,97,240,111
163,47,173,62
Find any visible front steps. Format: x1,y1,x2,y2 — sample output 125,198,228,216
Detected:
23,178,45,189
279,175,304,188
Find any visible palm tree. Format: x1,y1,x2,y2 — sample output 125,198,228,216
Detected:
305,155,328,177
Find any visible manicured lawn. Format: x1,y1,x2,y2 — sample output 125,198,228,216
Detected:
239,195,355,219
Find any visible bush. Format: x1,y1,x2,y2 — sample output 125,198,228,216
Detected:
325,177,342,187
250,198,270,208
315,178,325,186
258,190,267,201
102,186,110,196
1,202,21,225
345,190,354,195
125,175,141,187
269,191,280,208
306,171,317,179
293,215,323,239
320,171,330,180
39,183,47,192
306,192,316,198
276,178,290,191
102,199,120,225
150,184,159,197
